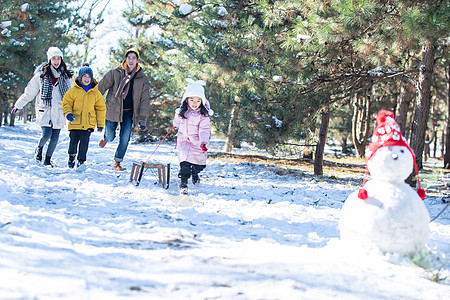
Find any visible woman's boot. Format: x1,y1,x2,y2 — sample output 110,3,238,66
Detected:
43,156,53,167
34,146,43,162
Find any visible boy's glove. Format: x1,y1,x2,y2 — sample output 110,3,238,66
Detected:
139,120,146,131
97,127,103,132
66,113,75,122
200,143,208,152
11,107,18,114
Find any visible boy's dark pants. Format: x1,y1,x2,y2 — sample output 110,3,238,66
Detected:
178,161,205,183
68,130,92,162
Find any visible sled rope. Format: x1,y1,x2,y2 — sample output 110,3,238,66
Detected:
131,126,176,188
143,126,175,166
430,202,450,222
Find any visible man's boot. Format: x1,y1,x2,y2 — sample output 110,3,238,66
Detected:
112,160,126,171
99,138,107,148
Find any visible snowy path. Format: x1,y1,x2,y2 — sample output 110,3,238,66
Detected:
0,123,449,299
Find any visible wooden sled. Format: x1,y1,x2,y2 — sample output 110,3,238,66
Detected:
130,162,170,189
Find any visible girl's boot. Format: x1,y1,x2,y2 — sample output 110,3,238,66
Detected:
180,178,188,195
192,173,200,185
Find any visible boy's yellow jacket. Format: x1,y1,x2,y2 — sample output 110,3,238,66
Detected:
62,78,106,131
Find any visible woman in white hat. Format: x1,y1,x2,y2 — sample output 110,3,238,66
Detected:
11,47,74,167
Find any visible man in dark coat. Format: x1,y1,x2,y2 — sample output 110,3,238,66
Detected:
98,48,151,171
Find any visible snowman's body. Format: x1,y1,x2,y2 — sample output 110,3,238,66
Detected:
339,146,430,254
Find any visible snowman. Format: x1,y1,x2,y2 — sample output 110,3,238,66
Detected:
339,109,430,254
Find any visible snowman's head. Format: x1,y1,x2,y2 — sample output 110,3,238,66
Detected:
367,145,413,183
358,110,426,200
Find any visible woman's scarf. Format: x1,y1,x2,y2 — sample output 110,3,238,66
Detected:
114,65,137,100
40,65,70,107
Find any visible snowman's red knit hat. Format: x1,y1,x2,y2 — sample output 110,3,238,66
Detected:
358,109,426,200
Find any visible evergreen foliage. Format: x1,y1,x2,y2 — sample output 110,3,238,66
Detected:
0,0,73,121
119,1,324,150
1,0,448,161
114,0,448,156
282,0,449,157
66,0,113,65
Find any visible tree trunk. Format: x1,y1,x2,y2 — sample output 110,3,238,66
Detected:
22,106,27,124
224,97,240,153
314,106,330,175
444,65,450,168
83,18,92,63
9,110,15,127
302,117,316,159
77,0,111,62
2,107,8,126
424,129,435,161
433,127,437,158
409,45,435,171
341,135,348,153
0,102,4,127
352,93,371,158
395,82,413,134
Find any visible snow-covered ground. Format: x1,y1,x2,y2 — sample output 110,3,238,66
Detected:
0,122,449,299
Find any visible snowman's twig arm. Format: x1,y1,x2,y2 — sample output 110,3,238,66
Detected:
430,203,450,222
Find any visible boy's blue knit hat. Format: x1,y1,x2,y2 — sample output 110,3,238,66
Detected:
78,66,93,84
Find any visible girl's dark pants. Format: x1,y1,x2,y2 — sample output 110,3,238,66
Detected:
179,161,205,184
68,129,92,162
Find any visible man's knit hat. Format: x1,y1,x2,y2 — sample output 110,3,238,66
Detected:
177,78,214,116
125,47,140,59
47,47,63,61
358,109,425,200
78,66,93,85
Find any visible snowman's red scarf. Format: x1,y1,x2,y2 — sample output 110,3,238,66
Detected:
358,147,426,201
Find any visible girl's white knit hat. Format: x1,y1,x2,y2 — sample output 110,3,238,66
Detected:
177,78,214,116
47,47,63,61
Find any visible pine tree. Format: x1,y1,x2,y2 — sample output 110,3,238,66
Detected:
118,0,448,171
0,0,73,125
66,0,112,66
120,0,324,151
401,0,450,170
282,0,449,168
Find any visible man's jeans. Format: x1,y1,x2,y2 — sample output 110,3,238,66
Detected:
104,110,133,162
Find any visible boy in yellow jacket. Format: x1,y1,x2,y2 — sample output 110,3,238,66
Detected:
62,64,106,170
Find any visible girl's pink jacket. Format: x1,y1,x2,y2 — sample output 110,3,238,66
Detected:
173,108,211,165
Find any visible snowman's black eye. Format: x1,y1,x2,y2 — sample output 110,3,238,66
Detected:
400,149,404,153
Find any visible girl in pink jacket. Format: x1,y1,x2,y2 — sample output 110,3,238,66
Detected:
173,79,213,195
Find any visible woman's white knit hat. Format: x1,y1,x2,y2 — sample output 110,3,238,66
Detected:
177,78,214,116
47,47,63,61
